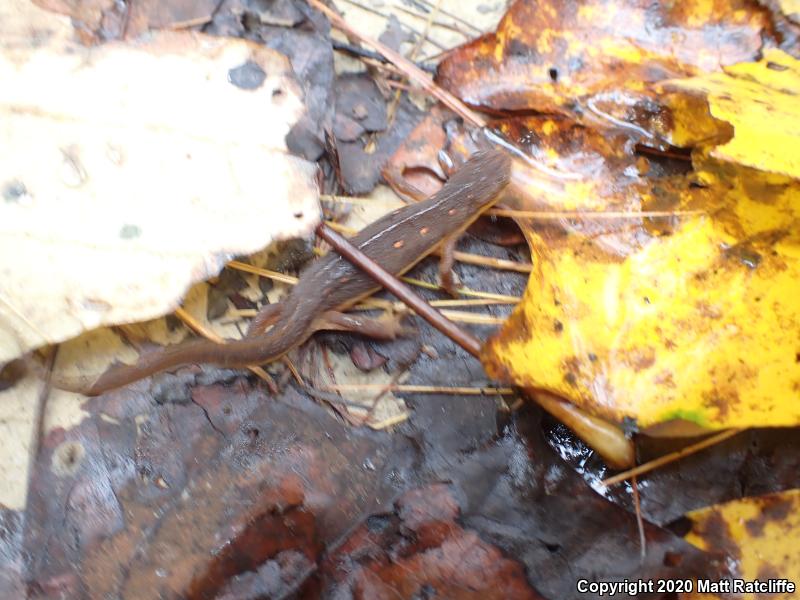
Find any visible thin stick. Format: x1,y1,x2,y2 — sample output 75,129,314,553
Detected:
168,15,213,30
320,193,397,206
323,221,530,273
360,0,441,158
632,476,647,560
173,307,278,393
31,349,57,460
317,223,483,357
601,428,742,487
302,385,382,410
324,383,514,395
332,40,389,63
228,263,518,314
359,56,407,78
439,310,505,325
413,0,483,34
324,220,357,235
370,413,410,429
489,208,706,219
385,80,413,91
336,0,446,50
307,0,485,127
451,250,531,273
230,305,505,326
427,298,516,307
281,356,304,387
360,363,412,426
227,260,298,285
401,276,521,302
351,296,515,311
394,5,471,38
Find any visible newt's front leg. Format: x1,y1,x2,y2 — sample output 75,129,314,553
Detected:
437,233,462,297
311,310,412,340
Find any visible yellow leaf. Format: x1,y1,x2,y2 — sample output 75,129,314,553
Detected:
683,489,800,599
483,162,800,430
663,50,800,179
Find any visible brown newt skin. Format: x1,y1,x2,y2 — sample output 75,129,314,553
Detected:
82,149,512,395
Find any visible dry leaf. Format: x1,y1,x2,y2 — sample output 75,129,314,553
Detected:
0,1,320,364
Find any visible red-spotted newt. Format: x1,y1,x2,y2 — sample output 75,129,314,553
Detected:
80,149,512,395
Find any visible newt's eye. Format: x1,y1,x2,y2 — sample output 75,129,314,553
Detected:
393,240,405,249
420,227,430,235
448,209,457,216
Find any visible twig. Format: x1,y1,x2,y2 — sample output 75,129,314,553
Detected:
450,250,531,273
332,40,390,63
439,310,505,325
227,260,298,284
351,297,516,311
173,307,278,393
360,362,412,426
281,356,304,386
323,220,531,273
378,0,442,147
425,298,516,307
168,15,213,30
359,56,407,78
601,428,742,487
370,413,410,429
229,259,520,313
321,193,397,206
324,383,514,395
317,223,483,356
324,220,357,235
231,305,505,326
489,209,706,219
385,80,413,91
394,5,471,38
632,475,647,561
336,0,447,50
412,0,483,34
322,197,703,222
31,349,57,461
401,276,520,302
307,0,485,126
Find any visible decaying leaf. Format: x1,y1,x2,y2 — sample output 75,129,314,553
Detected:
0,1,319,364
481,116,800,432
683,489,800,599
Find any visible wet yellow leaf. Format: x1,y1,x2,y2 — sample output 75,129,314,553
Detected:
683,489,800,599
663,50,800,179
437,0,770,118
483,159,800,431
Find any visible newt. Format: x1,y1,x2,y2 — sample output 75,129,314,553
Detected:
79,149,512,395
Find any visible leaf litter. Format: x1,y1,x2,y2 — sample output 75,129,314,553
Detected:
2,0,800,598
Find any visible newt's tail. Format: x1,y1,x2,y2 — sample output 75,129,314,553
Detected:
53,310,315,396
